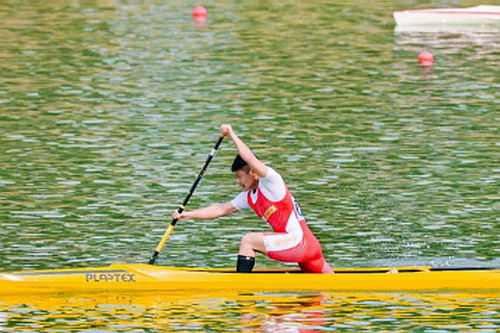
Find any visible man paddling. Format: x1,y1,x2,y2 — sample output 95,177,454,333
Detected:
173,124,333,273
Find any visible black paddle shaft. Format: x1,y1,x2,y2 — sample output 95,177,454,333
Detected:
148,135,224,265
173,134,224,226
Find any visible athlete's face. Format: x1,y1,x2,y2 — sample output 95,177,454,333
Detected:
234,168,259,191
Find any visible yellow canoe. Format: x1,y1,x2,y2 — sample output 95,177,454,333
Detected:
1,264,498,294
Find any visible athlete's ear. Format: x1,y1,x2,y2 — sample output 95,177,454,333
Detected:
248,168,258,178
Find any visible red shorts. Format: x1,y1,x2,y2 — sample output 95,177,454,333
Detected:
263,223,332,273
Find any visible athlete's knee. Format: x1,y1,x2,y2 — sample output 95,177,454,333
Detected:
240,233,266,254
239,233,252,249
240,232,258,245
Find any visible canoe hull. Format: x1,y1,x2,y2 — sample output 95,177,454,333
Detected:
1,264,499,294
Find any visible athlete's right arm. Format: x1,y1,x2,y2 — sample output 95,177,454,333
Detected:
220,124,268,178
172,201,237,221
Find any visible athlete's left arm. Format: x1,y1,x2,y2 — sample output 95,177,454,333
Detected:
221,124,268,178
173,201,237,221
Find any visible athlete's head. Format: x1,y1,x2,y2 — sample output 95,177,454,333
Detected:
231,154,259,191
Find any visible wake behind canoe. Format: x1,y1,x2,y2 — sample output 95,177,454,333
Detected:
1,264,498,294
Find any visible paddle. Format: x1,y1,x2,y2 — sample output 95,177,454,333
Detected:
148,134,224,265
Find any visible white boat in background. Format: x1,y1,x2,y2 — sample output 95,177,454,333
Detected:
393,5,500,28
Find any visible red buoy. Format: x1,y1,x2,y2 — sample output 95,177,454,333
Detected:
192,6,208,19
418,51,434,67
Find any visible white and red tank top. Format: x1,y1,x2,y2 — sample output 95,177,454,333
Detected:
230,167,305,233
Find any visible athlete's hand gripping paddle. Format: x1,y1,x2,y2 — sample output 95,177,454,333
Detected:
148,134,224,265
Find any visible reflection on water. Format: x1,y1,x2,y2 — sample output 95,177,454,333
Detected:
0,292,498,332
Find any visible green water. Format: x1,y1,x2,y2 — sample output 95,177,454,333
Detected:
0,0,498,331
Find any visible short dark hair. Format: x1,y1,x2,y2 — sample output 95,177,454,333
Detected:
231,154,247,172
